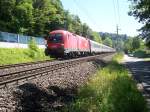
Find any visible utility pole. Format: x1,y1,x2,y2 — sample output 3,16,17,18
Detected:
116,25,121,51
116,25,119,36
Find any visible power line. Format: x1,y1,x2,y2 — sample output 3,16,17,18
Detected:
112,0,117,25
73,0,95,24
116,0,121,26
113,0,121,50
112,0,121,34
73,0,101,30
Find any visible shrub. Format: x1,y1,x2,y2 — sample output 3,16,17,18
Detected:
112,52,124,62
133,50,147,58
28,37,40,58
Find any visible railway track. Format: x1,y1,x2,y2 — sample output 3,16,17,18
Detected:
0,53,113,89
0,59,56,69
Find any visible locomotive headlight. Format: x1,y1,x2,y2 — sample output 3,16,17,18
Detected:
61,44,64,46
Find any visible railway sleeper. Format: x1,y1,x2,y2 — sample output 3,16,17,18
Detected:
18,79,28,85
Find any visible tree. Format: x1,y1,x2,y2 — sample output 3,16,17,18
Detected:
28,37,39,58
0,0,15,32
0,0,98,40
132,37,141,51
14,1,33,34
103,37,112,47
81,23,88,37
32,0,62,36
124,38,133,53
124,37,142,53
129,0,150,48
91,31,102,43
71,15,82,35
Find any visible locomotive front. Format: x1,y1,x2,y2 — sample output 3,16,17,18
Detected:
45,30,65,57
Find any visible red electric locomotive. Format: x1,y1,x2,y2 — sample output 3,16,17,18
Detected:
45,30,90,57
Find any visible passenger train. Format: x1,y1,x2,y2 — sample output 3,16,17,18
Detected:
44,30,115,58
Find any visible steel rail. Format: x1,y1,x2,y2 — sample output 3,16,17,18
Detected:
0,60,55,69
0,53,114,89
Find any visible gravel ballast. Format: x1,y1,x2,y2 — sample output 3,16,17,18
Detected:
0,55,113,112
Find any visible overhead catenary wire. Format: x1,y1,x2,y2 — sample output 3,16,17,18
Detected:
116,0,121,27
112,0,121,51
112,0,121,34
112,0,117,26
73,0,101,31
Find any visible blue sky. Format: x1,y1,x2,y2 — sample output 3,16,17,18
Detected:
60,0,142,36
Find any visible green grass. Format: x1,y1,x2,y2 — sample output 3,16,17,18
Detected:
112,52,124,62
63,54,147,112
144,58,150,61
0,48,51,65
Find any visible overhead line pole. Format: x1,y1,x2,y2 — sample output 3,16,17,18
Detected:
116,24,121,51
116,25,120,36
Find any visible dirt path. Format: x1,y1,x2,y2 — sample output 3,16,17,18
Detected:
123,54,150,110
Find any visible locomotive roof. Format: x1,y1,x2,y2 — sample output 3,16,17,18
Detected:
50,30,115,50
49,30,68,34
50,30,88,39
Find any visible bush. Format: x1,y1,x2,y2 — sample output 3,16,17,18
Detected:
112,52,124,62
28,37,40,58
133,50,147,58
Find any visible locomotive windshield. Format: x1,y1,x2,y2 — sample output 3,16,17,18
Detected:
48,33,63,43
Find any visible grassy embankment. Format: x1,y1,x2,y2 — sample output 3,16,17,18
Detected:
63,53,147,112
0,48,51,65
0,39,52,65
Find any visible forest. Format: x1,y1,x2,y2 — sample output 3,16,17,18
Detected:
0,0,101,43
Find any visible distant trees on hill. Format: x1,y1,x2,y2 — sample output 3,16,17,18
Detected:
99,31,148,54
99,32,128,51
99,32,128,41
103,37,112,47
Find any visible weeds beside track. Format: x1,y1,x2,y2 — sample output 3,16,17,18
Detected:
64,53,148,112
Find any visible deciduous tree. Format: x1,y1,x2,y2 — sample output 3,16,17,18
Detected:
129,0,150,48
103,37,112,47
